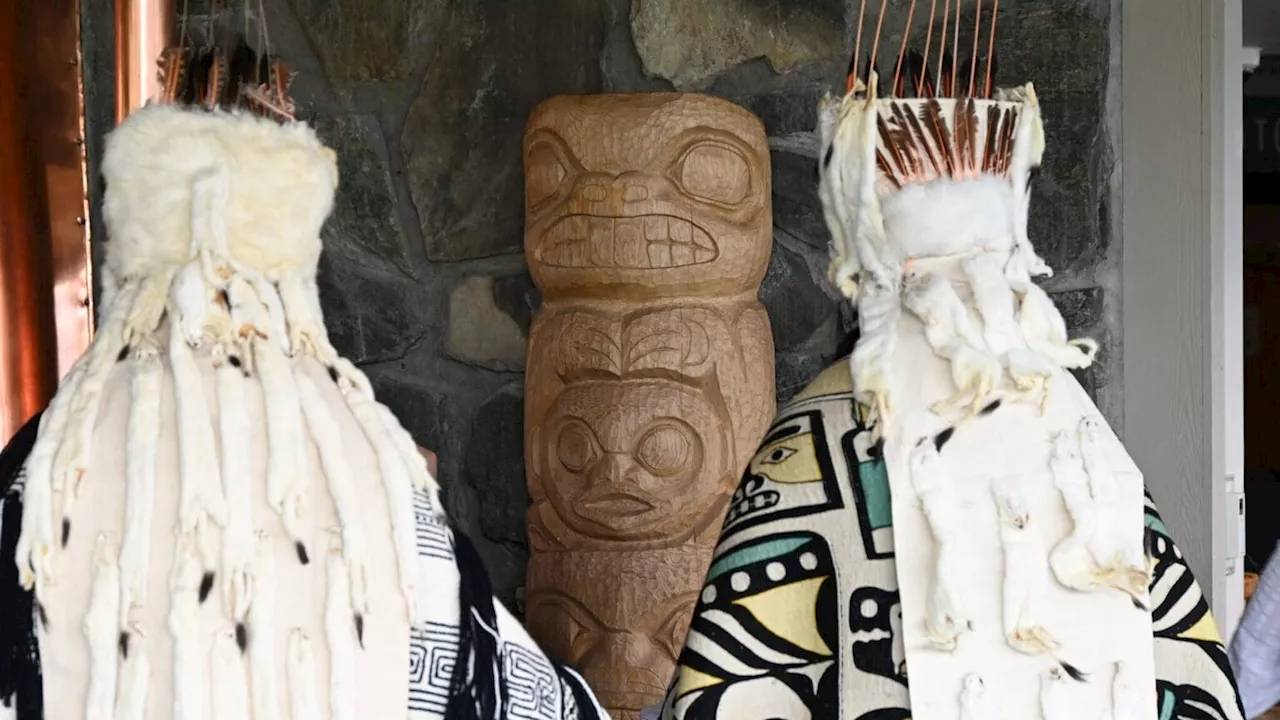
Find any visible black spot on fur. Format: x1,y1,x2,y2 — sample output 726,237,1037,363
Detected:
218,289,230,307
327,365,340,383
228,355,242,368
1131,595,1149,612
823,145,834,168
295,541,310,565
60,517,70,548
116,345,130,362
355,613,365,649
1061,661,1088,682
933,427,955,451
198,572,215,604
979,399,1002,416
119,631,129,659
235,622,247,653
35,602,49,631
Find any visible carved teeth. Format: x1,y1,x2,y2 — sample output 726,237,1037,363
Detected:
540,215,719,269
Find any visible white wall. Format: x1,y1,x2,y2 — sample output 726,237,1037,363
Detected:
1122,0,1245,638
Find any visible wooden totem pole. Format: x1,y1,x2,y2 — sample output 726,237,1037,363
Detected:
522,94,776,719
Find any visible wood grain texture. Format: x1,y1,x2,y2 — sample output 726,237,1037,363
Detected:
521,93,775,720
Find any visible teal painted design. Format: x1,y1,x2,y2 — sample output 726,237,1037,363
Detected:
858,459,892,531
1158,688,1174,720
707,535,813,582
1145,512,1169,536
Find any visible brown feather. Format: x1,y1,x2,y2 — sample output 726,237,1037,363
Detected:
998,107,1018,175
953,97,978,175
889,103,922,178
905,103,942,177
924,99,956,178
877,118,906,182
876,151,902,189
204,50,227,109
157,47,187,105
983,104,1000,173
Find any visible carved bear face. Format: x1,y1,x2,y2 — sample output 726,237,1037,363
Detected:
523,93,771,300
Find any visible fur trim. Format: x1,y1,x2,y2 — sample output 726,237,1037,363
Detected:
101,105,338,286
881,177,1017,260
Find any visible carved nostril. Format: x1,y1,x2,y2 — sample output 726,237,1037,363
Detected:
623,185,648,202
581,184,607,202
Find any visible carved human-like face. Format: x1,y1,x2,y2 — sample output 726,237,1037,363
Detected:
535,380,729,542
523,93,771,299
528,591,696,717
525,548,709,720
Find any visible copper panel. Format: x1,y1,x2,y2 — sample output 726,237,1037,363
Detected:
115,0,176,122
0,2,59,442
0,0,93,444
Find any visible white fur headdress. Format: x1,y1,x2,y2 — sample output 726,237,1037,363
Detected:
819,1,1096,426
100,105,338,291
15,38,441,720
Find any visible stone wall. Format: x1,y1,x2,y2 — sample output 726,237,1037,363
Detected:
84,0,1120,614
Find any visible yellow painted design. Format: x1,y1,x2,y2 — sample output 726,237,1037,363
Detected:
733,576,832,656
1180,610,1224,645
675,666,722,696
789,359,854,402
748,432,822,484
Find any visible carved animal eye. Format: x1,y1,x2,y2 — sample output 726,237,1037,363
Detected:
635,423,691,476
557,423,598,473
676,143,750,205
526,143,568,206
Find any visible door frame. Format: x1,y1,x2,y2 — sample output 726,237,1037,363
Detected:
1121,0,1245,638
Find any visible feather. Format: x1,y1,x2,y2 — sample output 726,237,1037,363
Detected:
877,120,907,185
983,105,1001,174
923,99,956,178
904,102,942,177
953,97,978,176
157,47,188,105
203,49,227,109
996,107,1017,175
889,103,923,178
